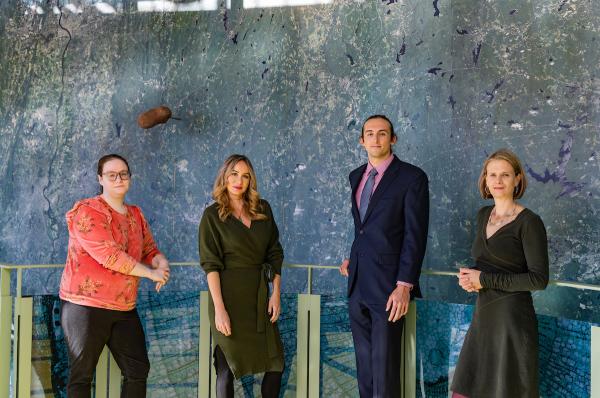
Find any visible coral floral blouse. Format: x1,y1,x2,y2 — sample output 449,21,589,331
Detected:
59,196,161,311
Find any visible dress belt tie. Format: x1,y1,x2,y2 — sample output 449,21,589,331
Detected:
257,263,278,358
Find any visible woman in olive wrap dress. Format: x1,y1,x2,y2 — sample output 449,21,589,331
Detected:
199,154,284,398
451,149,549,398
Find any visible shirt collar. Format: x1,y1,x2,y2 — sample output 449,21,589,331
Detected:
366,154,394,176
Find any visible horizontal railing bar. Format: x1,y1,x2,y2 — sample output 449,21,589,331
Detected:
0,264,65,269
1,262,599,291
0,262,340,270
0,262,200,269
547,280,600,292
284,264,338,269
422,270,458,277
421,269,600,292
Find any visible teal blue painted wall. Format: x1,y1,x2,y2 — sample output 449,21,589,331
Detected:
0,0,598,321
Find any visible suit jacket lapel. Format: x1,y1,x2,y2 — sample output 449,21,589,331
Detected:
361,155,401,224
350,164,366,225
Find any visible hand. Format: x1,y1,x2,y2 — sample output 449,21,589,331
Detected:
151,256,170,293
386,285,410,322
268,291,281,323
215,306,231,336
149,267,170,285
152,255,170,270
339,259,349,277
458,268,482,293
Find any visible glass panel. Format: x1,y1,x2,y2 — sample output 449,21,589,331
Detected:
319,294,358,397
32,296,68,398
30,292,297,397
25,293,600,396
137,291,201,397
415,300,594,397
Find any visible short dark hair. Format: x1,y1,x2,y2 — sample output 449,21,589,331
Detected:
361,114,395,138
97,154,130,194
97,154,130,176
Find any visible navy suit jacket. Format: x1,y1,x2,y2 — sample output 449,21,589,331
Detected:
347,155,429,303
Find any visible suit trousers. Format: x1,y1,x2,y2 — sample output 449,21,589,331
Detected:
349,293,404,398
60,300,150,398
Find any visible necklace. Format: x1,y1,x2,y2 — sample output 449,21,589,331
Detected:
487,205,517,227
231,203,245,221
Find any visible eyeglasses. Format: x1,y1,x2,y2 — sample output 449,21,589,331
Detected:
102,171,131,182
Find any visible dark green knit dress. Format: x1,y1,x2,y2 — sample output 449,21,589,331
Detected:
451,206,549,398
198,200,284,378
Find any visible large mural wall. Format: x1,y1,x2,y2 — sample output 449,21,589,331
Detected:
0,0,598,321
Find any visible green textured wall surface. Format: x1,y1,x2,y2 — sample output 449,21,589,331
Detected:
0,0,598,321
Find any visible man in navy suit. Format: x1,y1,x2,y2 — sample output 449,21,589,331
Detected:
340,115,429,397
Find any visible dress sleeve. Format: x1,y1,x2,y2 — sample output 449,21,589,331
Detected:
70,206,137,274
138,209,161,264
480,215,549,291
264,201,284,275
198,208,225,274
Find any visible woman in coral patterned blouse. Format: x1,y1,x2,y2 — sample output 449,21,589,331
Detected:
59,154,170,398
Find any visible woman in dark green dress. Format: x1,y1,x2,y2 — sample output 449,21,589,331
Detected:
199,154,284,398
451,149,549,398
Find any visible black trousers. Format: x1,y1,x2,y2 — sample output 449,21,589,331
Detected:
60,300,150,398
213,345,282,398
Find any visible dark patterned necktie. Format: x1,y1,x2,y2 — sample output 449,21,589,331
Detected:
359,168,378,222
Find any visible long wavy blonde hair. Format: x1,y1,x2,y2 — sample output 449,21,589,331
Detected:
212,154,268,222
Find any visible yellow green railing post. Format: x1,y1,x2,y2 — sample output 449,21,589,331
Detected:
108,351,121,398
296,293,321,398
198,289,216,398
96,346,109,397
96,346,122,398
11,268,22,398
16,296,33,398
198,290,212,398
592,325,600,398
0,268,12,398
401,301,417,398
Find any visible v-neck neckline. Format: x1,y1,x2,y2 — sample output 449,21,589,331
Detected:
484,207,528,241
232,215,252,230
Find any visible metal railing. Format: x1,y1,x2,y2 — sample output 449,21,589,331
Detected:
2,261,599,296
0,261,599,398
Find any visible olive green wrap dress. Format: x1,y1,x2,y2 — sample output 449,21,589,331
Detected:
451,206,549,398
199,200,284,378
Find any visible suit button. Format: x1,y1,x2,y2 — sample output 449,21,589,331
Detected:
359,229,364,234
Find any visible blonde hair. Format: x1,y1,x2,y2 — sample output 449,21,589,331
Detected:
212,154,268,222
478,148,527,199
